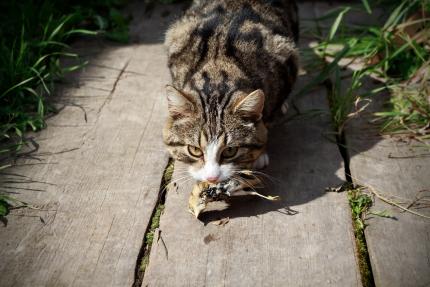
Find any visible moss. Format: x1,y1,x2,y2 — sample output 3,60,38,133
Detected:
139,253,150,273
347,187,375,287
136,159,173,281
144,204,165,248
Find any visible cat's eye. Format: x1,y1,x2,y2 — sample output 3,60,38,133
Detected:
187,145,203,157
222,147,238,159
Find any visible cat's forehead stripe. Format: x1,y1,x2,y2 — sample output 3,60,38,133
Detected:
164,0,299,167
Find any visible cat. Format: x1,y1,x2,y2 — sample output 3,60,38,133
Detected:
163,0,299,185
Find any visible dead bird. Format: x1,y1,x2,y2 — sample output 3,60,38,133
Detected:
189,172,280,218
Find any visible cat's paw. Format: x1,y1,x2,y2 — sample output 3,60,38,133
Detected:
281,101,289,115
253,153,269,170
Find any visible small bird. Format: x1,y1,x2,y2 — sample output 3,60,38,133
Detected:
188,172,280,218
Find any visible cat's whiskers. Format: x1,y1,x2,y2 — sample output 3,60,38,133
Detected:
235,169,280,186
173,177,196,189
170,174,195,185
168,175,195,189
169,174,192,184
249,170,280,182
231,174,259,194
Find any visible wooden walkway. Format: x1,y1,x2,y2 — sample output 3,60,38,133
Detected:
346,95,430,287
0,2,428,287
143,4,361,285
142,81,361,286
0,3,176,286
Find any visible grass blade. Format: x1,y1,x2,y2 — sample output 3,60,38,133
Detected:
0,77,36,99
361,0,372,14
294,45,351,98
48,15,72,41
329,7,351,41
64,29,99,36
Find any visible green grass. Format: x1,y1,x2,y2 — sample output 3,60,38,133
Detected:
300,2,429,285
300,0,430,138
139,203,165,274
327,183,375,286
326,0,429,79
376,74,430,140
347,186,374,287
345,1,429,131
297,5,371,134
0,0,131,219
137,159,173,281
0,0,131,155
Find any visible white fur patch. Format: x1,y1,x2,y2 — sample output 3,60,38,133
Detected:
203,141,220,179
189,140,233,182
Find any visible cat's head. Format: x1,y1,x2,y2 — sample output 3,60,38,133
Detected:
163,85,267,183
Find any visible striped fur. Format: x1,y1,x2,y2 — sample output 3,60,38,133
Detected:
163,0,299,182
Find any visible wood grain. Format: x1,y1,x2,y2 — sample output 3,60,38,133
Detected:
142,80,362,287
346,96,430,287
0,5,175,286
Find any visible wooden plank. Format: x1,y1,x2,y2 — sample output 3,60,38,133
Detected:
310,2,430,285
346,95,430,287
142,81,361,287
143,3,362,286
0,4,174,286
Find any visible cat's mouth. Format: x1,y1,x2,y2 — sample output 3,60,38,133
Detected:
201,170,263,196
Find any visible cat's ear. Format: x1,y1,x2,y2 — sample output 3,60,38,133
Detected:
233,89,265,121
166,85,195,118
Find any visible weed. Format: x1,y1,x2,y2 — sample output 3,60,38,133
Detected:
321,0,429,79
0,197,10,219
0,0,131,155
140,203,165,273
134,159,174,286
341,1,428,134
348,187,373,229
161,160,175,192
301,0,430,138
0,0,131,216
297,6,370,135
0,163,28,225
347,186,374,287
298,1,429,285
326,68,371,135
375,69,430,139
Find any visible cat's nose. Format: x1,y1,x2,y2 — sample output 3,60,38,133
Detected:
206,176,220,183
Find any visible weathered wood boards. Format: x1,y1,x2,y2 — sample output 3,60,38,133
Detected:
0,6,172,287
142,85,361,287
142,3,362,286
347,102,430,287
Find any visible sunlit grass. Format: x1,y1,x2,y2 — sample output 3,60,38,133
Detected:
0,0,131,218
299,2,429,285
376,72,430,138
347,186,374,287
299,0,429,137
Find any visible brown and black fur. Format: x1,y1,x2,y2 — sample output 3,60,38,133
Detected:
167,0,298,116
164,0,299,175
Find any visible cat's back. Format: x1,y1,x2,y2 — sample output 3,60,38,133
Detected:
165,0,299,118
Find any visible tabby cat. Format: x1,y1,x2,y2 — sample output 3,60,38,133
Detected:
163,0,299,184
